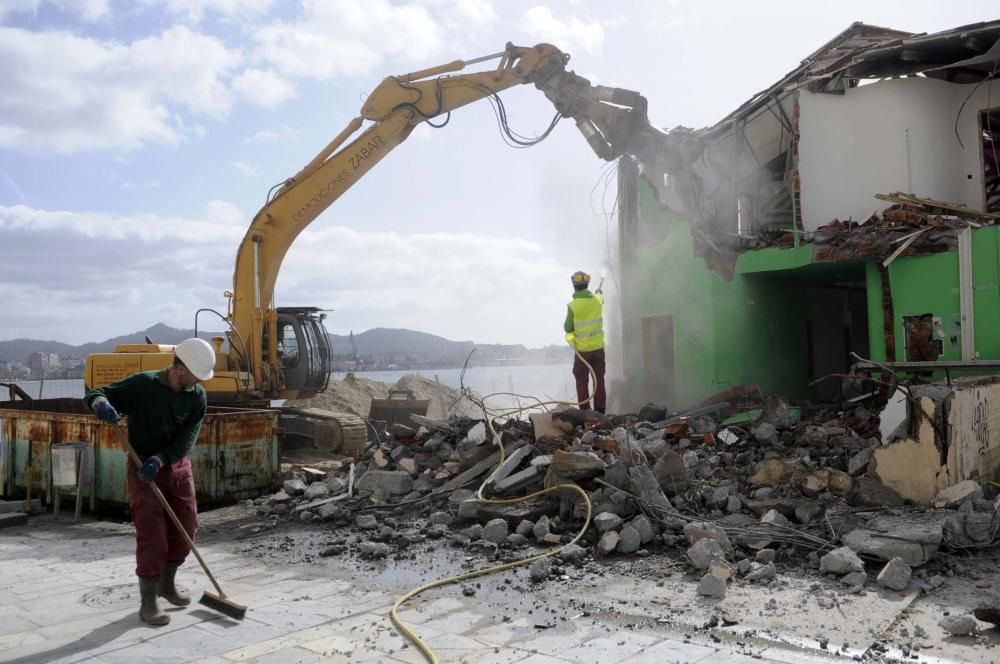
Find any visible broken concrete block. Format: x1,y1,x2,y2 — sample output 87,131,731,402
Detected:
318,502,342,521
726,496,742,514
751,459,796,488
939,615,978,636
602,460,630,491
828,471,852,496
760,509,792,529
708,560,732,581
458,499,481,521
736,559,752,575
269,490,291,504
326,477,347,494
515,519,535,537
356,470,413,496
687,538,725,571
934,480,983,509
750,422,779,446
359,542,389,559
638,403,669,423
598,531,620,555
482,518,508,544
796,426,828,449
629,515,654,544
533,515,551,541
943,512,993,546
529,558,552,582
558,543,587,562
850,477,904,508
746,562,777,582
397,458,418,475
463,524,482,541
594,512,624,534
618,526,641,554
820,547,864,575
795,503,823,525
494,464,545,494
683,521,732,551
652,451,690,495
303,482,330,501
799,470,830,498
356,514,378,530
282,479,306,496
841,517,942,567
841,571,867,590
696,572,727,598
429,511,452,526
877,558,912,591
755,549,777,565
551,449,606,479
506,533,528,547
848,447,874,477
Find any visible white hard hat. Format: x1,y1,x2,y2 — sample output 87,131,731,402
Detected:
175,338,215,381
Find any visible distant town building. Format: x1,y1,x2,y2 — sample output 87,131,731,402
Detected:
28,351,60,376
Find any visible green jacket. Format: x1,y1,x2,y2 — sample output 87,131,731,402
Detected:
85,369,207,464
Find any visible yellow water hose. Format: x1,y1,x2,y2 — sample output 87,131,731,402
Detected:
390,347,601,663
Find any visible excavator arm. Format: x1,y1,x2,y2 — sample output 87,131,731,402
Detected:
229,43,653,397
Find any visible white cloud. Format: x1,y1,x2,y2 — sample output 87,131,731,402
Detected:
520,6,604,55
143,0,273,23
244,124,297,144
0,202,573,347
0,25,241,153
253,0,445,80
0,0,109,22
232,68,296,108
229,159,263,177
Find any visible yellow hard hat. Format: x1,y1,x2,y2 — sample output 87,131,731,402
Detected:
571,271,590,285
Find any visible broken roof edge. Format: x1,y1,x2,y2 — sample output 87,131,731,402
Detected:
694,19,999,136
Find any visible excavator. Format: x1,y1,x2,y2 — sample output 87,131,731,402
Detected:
84,43,676,450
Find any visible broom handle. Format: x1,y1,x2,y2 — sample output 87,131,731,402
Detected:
113,424,227,598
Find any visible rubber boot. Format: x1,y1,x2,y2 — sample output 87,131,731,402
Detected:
138,578,170,625
158,564,191,607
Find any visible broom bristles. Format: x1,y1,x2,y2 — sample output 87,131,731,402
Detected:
199,591,247,620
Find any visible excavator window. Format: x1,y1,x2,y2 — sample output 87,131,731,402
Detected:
277,321,300,368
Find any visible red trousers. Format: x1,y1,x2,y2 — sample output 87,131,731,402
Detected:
127,457,198,580
573,347,607,412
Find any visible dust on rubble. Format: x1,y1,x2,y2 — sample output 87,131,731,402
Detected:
287,372,482,419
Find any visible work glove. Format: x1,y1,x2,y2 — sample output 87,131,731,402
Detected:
138,455,164,484
94,399,120,424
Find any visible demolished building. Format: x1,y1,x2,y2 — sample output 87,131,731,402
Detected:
615,20,1000,408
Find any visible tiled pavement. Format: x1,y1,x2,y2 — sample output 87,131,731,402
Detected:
0,517,852,663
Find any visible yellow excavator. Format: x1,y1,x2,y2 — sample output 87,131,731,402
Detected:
84,43,666,448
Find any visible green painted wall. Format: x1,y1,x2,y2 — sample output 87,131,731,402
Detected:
623,180,811,407
626,182,1000,408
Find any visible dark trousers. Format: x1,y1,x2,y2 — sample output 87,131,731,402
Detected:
572,347,607,413
127,457,198,580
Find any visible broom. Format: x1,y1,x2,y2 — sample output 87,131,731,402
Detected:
113,424,247,620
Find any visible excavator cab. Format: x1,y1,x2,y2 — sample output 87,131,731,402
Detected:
273,307,332,394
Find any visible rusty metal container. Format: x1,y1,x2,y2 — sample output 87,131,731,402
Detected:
0,398,278,508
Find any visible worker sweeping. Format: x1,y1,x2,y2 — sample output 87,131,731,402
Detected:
83,338,214,626
564,270,607,413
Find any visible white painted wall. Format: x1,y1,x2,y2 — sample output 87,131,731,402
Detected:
798,77,993,230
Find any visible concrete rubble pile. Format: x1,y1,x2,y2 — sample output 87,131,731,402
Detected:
245,387,1000,598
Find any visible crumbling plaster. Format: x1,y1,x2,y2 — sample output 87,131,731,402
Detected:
798,77,992,229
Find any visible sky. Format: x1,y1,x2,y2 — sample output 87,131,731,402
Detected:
1,0,997,348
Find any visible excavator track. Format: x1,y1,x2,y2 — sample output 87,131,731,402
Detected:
279,408,370,455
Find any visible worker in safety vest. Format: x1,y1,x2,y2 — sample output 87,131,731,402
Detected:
564,270,607,413
83,338,214,626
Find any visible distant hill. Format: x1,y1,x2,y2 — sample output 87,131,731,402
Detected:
0,323,569,366
0,323,223,362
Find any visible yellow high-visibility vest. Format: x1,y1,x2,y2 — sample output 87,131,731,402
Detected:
568,294,605,351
